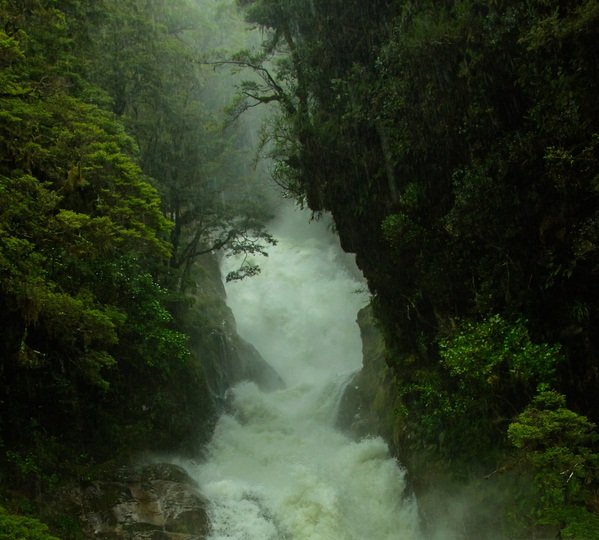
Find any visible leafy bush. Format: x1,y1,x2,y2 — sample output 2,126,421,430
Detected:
403,315,564,465
439,315,561,393
508,391,599,538
0,506,59,540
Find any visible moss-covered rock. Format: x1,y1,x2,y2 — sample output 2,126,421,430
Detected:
179,255,284,401
337,304,404,449
53,463,209,540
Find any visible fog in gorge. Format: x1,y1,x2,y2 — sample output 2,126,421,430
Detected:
5,0,591,537
174,2,505,539
182,205,423,539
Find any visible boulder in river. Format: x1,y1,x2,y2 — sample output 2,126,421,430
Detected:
60,463,210,539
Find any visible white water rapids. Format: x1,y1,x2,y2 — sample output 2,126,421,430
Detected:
187,206,423,540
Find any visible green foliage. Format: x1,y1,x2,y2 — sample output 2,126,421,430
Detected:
439,315,561,392
0,0,225,501
80,0,275,287
381,213,426,247
398,316,563,468
0,506,59,540
508,392,599,537
111,263,190,369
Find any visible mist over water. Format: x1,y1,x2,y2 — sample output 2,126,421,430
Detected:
186,204,422,540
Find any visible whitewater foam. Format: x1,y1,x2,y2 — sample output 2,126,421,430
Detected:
187,205,422,540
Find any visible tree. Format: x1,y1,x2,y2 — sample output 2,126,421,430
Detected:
508,391,599,538
82,0,276,290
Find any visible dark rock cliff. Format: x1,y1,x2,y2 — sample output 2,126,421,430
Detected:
337,305,402,450
180,254,284,406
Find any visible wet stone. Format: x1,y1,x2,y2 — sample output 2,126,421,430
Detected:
64,463,210,539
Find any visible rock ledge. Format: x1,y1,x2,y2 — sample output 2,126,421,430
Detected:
65,463,209,539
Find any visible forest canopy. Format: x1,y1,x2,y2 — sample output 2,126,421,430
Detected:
0,0,273,518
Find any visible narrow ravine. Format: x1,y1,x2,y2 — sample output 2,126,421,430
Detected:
186,205,422,540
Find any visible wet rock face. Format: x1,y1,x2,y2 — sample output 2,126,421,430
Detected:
71,463,210,539
337,305,400,448
184,254,285,401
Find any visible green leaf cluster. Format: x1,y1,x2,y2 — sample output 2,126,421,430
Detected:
440,315,561,392
399,316,563,467
508,392,599,537
0,506,59,540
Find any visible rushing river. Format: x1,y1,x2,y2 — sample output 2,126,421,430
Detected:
187,205,422,540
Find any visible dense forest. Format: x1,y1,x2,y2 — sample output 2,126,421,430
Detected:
235,0,599,538
2,0,599,538
0,0,275,536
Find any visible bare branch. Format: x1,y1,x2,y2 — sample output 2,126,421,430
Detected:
242,91,281,105
200,59,296,115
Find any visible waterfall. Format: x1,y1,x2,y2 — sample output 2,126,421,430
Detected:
186,204,422,540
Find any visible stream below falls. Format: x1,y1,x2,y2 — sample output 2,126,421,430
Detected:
185,206,423,540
